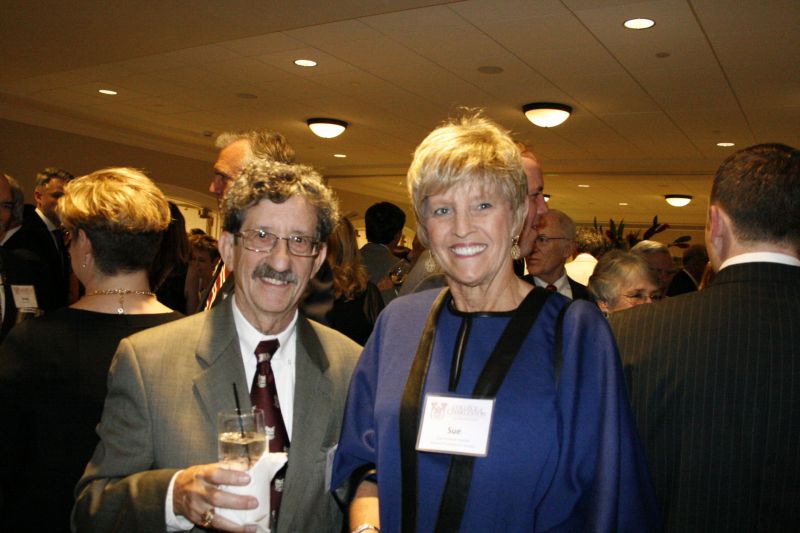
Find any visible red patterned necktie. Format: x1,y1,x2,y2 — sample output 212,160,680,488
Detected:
251,339,289,527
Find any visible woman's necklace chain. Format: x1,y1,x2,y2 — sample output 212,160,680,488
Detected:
85,289,156,315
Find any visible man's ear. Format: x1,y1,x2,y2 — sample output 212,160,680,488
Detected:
312,242,327,277
218,231,236,270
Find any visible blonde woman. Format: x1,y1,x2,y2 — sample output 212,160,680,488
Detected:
332,113,659,532
0,168,182,532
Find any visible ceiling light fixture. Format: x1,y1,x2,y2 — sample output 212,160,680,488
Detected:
619,202,629,206
716,142,735,147
333,154,347,158
522,102,572,128
98,89,117,95
624,18,655,30
294,59,317,67
665,194,692,207
543,194,551,203
307,118,348,138
578,184,590,188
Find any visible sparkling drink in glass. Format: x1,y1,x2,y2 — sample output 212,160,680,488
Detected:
218,408,266,469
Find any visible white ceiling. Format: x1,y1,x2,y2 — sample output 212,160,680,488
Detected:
1,0,798,229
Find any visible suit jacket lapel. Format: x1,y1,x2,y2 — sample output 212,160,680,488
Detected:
192,299,250,428
280,317,333,526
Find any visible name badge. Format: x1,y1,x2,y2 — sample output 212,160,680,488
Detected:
11,285,38,309
416,394,494,457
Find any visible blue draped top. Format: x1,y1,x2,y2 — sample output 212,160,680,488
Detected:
332,289,660,532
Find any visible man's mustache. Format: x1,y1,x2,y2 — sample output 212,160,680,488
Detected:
252,263,297,284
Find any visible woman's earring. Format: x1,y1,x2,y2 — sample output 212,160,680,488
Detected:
510,237,521,260
425,253,437,273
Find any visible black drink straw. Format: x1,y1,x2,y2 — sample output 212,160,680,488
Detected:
232,382,252,466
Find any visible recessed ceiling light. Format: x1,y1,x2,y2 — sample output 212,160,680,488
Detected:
543,194,551,203
716,142,735,147
333,154,347,158
619,202,629,206
578,184,590,188
98,89,117,95
294,59,317,67
624,18,655,30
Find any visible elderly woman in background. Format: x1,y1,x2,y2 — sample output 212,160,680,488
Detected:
0,167,183,532
325,217,384,345
332,113,659,532
588,249,662,316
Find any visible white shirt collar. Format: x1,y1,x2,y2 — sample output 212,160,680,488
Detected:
35,207,58,232
231,295,298,361
719,251,800,270
533,272,573,299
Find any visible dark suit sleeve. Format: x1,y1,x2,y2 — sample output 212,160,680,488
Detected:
73,338,178,532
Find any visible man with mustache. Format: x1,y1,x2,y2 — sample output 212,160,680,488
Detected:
74,161,361,533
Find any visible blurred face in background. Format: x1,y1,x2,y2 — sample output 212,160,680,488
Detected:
0,176,13,237
517,155,548,257
189,248,215,284
35,178,66,224
211,139,250,201
644,250,676,291
525,212,573,284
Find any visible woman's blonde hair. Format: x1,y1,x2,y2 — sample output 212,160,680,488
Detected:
59,167,170,275
326,217,369,300
406,110,527,246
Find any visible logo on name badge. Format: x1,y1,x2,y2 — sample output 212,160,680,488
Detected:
431,401,447,419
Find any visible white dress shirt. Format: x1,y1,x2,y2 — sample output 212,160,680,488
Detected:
166,296,299,530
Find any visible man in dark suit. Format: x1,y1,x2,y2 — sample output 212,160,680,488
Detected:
74,161,361,532
524,209,592,300
0,174,56,331
610,143,800,531
2,168,72,310
665,244,708,296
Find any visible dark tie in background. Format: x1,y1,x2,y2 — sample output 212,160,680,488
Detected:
545,284,557,292
251,339,289,528
52,228,67,267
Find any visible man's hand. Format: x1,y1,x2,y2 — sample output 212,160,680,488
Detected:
173,463,258,532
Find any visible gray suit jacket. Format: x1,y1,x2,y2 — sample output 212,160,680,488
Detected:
610,262,800,532
73,299,361,532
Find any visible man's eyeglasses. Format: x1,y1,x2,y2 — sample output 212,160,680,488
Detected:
534,235,570,245
236,229,320,257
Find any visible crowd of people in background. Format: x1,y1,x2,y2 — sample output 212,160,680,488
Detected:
0,112,797,532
